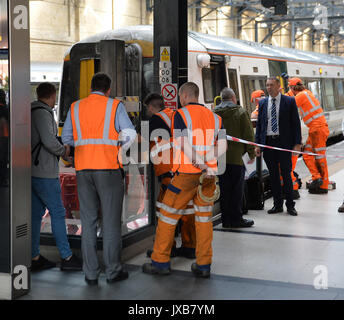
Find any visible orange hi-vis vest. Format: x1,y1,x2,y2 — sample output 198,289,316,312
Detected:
71,93,121,171
172,103,222,174
295,89,327,128
151,108,175,177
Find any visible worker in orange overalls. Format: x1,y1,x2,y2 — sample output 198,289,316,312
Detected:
279,85,300,199
142,82,227,278
289,77,329,194
250,90,265,123
144,93,196,259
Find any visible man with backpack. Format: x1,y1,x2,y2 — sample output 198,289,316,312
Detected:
31,82,82,272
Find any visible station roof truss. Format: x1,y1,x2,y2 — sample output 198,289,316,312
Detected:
187,0,344,55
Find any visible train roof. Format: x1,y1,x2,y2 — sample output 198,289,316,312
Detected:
68,25,344,66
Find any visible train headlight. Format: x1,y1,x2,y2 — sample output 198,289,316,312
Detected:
197,54,211,68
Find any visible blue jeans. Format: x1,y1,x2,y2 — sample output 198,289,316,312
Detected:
31,177,72,259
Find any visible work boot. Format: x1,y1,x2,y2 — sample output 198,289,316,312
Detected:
191,263,210,278
308,178,323,190
308,188,328,194
293,190,300,200
338,202,344,213
142,263,171,275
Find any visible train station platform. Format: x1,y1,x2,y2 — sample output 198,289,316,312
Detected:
21,141,344,300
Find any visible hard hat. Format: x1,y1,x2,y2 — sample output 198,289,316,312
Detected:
251,90,265,102
288,77,303,86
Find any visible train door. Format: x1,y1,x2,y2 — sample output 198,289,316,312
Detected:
201,54,228,107
49,40,155,248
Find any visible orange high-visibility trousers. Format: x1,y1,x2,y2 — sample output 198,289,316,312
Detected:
151,173,215,268
157,176,196,249
279,154,299,190
303,125,329,190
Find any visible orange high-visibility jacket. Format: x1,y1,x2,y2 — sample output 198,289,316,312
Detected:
285,90,294,97
71,93,121,171
172,103,222,174
151,107,175,177
294,89,327,128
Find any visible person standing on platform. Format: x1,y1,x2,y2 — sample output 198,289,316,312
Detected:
142,82,226,278
31,82,82,272
250,90,266,123
255,77,302,216
145,93,196,259
215,87,255,228
62,73,137,285
289,77,329,194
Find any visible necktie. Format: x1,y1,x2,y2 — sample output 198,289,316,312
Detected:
271,98,278,133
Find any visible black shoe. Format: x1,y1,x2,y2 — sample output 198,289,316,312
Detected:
229,219,254,228
85,277,98,286
142,263,171,275
309,188,328,194
60,254,83,271
309,178,323,190
191,263,210,278
338,203,344,213
175,246,196,259
267,206,283,214
287,207,298,216
31,255,56,272
147,247,177,258
106,270,129,283
222,222,231,229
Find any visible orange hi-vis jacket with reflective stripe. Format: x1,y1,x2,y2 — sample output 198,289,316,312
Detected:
71,93,121,171
172,103,222,174
151,107,175,177
294,89,327,128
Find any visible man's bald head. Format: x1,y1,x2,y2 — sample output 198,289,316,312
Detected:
179,82,199,107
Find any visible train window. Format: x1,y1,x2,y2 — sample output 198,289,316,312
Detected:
202,61,227,104
227,69,239,102
336,80,344,109
142,58,154,99
59,61,73,124
306,80,322,103
240,75,267,114
322,79,336,111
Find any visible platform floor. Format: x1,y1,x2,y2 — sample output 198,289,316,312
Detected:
21,141,344,300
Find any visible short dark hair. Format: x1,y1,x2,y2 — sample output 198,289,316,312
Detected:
267,77,280,85
292,84,305,92
144,93,164,109
179,82,199,98
36,82,56,100
91,73,111,93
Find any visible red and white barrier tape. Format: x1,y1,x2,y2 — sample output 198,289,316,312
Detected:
226,135,344,159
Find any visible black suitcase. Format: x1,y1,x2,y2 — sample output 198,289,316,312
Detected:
244,170,271,210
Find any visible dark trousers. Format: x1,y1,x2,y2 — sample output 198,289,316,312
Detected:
219,164,245,225
263,136,295,209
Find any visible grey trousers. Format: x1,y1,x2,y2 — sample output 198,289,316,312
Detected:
76,170,124,280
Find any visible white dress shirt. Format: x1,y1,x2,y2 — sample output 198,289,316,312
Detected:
267,92,281,136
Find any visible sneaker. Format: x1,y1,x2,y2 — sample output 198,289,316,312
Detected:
191,263,210,278
106,270,129,283
142,263,171,275
60,254,83,271
31,255,56,272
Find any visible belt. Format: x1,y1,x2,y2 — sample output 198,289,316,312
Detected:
266,135,280,139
